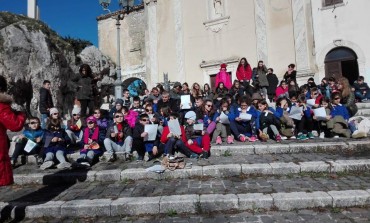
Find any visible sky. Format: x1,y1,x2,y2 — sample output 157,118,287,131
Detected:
0,0,141,47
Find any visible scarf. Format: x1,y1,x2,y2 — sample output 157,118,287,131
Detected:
84,127,99,144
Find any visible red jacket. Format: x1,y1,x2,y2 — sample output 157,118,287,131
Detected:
160,125,186,144
236,65,252,81
0,93,26,186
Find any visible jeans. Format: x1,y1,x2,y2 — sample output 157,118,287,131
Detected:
355,91,370,101
66,130,83,145
78,150,95,163
44,150,66,163
40,113,49,129
104,136,133,154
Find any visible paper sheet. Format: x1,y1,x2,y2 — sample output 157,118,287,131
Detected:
144,124,158,141
24,139,37,153
180,95,191,109
306,99,316,107
220,112,230,124
76,119,82,129
168,119,182,136
289,106,303,120
313,107,327,121
239,113,252,121
194,123,204,131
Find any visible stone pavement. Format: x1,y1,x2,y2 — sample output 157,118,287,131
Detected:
1,137,370,222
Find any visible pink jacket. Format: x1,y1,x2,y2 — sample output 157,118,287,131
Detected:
275,86,288,100
215,70,232,90
125,110,138,128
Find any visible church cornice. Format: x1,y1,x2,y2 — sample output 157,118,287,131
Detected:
96,4,144,21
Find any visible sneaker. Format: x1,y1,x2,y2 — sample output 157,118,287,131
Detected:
57,162,71,170
227,136,234,144
281,136,288,140
201,150,209,159
190,153,199,159
238,134,246,142
312,130,319,137
40,161,54,170
80,162,90,167
136,156,144,162
108,153,117,162
35,156,43,166
307,132,315,139
10,159,16,167
216,136,222,145
297,134,308,140
248,136,257,142
362,98,368,102
290,136,296,139
334,135,339,138
319,132,325,139
275,135,282,143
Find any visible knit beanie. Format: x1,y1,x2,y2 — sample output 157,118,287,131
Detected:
49,107,59,116
72,105,81,115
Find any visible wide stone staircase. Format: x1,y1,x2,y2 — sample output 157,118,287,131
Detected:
1,102,370,222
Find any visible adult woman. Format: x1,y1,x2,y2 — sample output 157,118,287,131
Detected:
0,75,26,186
337,77,358,117
215,63,232,90
275,80,289,100
73,64,94,117
182,82,191,95
236,58,253,95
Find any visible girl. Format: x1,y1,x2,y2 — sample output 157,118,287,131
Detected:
191,82,203,99
313,97,332,138
199,99,217,135
212,99,234,144
292,94,314,140
275,80,289,101
236,57,253,96
215,63,232,90
40,118,72,170
229,80,244,101
275,97,295,139
258,100,281,142
214,82,229,105
11,117,44,167
66,105,85,146
229,96,259,142
203,83,214,100
182,82,191,95
337,77,357,117
122,106,138,129
93,108,109,139
76,116,103,167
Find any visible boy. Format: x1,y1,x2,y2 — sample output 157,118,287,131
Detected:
353,76,370,102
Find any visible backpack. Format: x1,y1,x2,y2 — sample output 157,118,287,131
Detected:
161,156,186,171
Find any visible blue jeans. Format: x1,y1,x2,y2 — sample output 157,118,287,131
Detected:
40,113,49,129
355,91,370,101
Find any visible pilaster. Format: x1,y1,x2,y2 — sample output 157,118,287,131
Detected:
144,0,158,88
254,0,268,64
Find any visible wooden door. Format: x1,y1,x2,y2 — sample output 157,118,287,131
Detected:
325,61,342,79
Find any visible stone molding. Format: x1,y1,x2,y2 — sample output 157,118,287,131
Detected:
254,0,268,64
200,57,239,85
174,0,185,83
203,16,230,33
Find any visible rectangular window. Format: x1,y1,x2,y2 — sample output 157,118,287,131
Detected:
323,0,343,7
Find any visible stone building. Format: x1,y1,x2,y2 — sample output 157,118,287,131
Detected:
97,0,370,90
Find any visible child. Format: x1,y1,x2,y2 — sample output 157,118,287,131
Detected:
329,92,351,138
212,99,234,144
76,116,104,167
122,106,138,129
11,117,44,166
184,111,211,158
130,96,145,114
93,108,109,142
66,105,85,146
313,97,332,138
230,96,259,142
40,119,72,170
132,113,159,161
103,111,133,162
275,97,295,139
292,94,314,140
353,76,370,102
258,100,281,142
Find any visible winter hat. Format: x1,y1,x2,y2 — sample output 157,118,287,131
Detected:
49,107,59,116
72,105,81,115
220,63,227,69
184,111,196,121
86,116,97,123
115,98,124,106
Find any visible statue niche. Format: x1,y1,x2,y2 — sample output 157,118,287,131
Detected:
214,0,223,18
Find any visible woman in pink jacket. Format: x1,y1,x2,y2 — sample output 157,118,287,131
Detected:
215,63,232,90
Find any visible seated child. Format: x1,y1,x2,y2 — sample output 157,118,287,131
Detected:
66,105,85,146
76,116,104,167
40,118,72,170
258,100,281,142
11,117,44,166
212,99,234,144
329,92,351,138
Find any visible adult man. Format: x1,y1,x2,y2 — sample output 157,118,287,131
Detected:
170,82,182,100
157,91,179,113
39,80,53,129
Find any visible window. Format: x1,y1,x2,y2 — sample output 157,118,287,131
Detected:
323,0,343,7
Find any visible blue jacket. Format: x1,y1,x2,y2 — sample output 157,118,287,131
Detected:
23,128,44,141
233,106,260,130
331,104,349,120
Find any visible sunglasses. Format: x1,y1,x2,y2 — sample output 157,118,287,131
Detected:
334,97,341,100
145,109,153,112
94,112,100,114
141,119,149,122
313,93,318,95
115,115,124,118
29,122,39,125
206,104,213,107
87,121,95,124
73,114,80,116
52,113,59,115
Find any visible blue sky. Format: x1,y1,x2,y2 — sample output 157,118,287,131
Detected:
0,0,142,46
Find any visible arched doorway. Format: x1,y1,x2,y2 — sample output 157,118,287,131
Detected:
122,78,147,97
324,47,359,84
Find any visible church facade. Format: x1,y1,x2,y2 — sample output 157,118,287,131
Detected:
97,0,370,90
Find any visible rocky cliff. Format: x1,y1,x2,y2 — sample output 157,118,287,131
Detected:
0,12,115,117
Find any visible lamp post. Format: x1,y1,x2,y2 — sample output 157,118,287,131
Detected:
98,0,134,100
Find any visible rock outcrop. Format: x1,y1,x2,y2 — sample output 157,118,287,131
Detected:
0,12,115,117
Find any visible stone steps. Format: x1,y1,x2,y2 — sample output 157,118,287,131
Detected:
3,139,370,221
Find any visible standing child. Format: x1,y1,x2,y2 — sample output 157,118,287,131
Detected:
258,100,282,142
40,119,72,170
